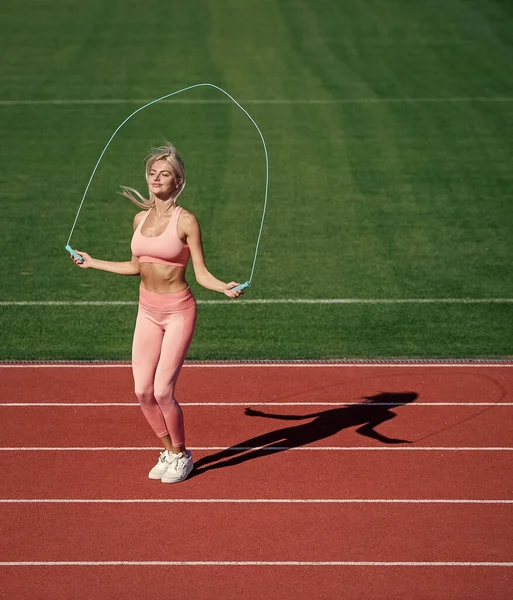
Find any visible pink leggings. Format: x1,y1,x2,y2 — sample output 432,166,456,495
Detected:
132,285,197,445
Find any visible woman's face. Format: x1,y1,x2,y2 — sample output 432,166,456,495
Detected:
148,159,179,198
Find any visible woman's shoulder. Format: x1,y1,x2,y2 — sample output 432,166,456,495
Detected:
133,210,148,228
178,206,198,225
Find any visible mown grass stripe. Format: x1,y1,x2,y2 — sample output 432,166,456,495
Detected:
0,97,512,106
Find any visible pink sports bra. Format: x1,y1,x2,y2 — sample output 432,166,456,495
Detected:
131,205,190,268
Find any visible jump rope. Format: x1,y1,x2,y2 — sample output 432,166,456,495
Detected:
65,83,269,293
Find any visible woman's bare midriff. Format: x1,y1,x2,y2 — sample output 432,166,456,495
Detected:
139,262,188,294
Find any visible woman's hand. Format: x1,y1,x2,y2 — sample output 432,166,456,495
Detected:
70,250,94,269
222,282,244,299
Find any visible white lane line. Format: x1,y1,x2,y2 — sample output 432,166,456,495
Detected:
1,363,512,368
0,498,511,504
1,402,511,407
0,446,511,451
0,96,512,106
1,298,512,306
0,561,511,567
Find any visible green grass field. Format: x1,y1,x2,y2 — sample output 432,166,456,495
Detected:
0,0,512,360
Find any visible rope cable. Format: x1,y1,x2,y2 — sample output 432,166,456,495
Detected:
66,83,269,289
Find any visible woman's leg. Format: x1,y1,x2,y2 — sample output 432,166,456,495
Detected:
132,306,169,439
153,304,197,453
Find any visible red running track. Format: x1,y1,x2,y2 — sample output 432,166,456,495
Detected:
0,363,512,600
1,449,511,500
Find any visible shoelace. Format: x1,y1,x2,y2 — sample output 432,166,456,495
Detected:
174,454,190,474
158,451,176,467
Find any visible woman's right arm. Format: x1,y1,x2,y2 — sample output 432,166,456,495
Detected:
72,252,140,275
70,212,143,276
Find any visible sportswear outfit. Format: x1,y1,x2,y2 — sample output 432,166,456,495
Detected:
130,206,195,482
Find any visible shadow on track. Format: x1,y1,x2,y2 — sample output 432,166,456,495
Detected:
192,391,418,476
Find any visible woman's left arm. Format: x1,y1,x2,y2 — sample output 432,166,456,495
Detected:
183,211,243,298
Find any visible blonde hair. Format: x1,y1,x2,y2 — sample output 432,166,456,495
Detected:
120,143,186,209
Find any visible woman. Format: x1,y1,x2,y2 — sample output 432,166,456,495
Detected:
71,143,243,483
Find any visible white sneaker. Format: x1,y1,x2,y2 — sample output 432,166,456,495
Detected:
161,451,193,483
148,450,176,480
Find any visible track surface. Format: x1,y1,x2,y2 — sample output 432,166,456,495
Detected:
1,363,512,599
